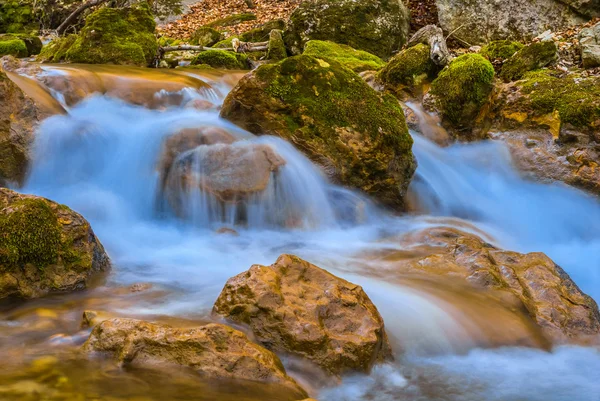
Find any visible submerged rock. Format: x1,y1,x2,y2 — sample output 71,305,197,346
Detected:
396,227,600,343
220,55,415,209
428,53,495,131
83,318,306,396
302,40,385,73
500,41,558,82
284,0,410,59
0,188,110,299
213,254,393,375
38,4,158,66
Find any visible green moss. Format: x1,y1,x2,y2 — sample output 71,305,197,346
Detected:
158,36,182,47
60,4,157,66
500,41,558,82
0,198,61,269
303,40,384,72
0,33,41,55
267,29,286,61
189,26,222,47
239,19,285,42
206,13,256,28
0,38,27,57
191,50,248,69
378,43,435,91
480,40,523,61
38,34,77,62
0,0,38,33
513,70,600,128
213,36,238,49
177,64,215,70
430,53,495,127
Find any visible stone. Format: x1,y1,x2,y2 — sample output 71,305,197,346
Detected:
435,0,595,46
480,40,524,61
189,26,222,47
83,318,307,396
395,227,600,342
266,29,286,61
240,19,286,42
220,55,416,209
579,23,600,68
378,43,436,95
213,254,393,375
284,0,410,59
303,40,385,73
500,41,558,82
0,188,111,299
191,50,248,69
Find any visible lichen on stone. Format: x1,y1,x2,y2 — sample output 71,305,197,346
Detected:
430,53,495,127
500,41,558,82
303,40,384,72
191,49,248,69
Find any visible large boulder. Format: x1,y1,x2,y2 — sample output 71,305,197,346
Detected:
579,22,600,68
302,40,385,73
284,0,410,59
213,254,393,375
38,4,158,66
83,318,306,397
0,188,110,299
220,55,416,209
395,227,600,342
435,0,596,45
378,43,437,95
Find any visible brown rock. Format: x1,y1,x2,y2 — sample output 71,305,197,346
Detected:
213,254,393,375
83,318,307,397
0,188,110,299
395,227,600,343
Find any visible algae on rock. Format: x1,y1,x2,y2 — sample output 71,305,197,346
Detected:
220,55,416,208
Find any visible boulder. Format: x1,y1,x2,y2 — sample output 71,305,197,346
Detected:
500,41,558,82
480,40,524,61
435,0,594,45
0,188,110,299
213,254,393,375
83,318,306,397
220,55,416,209
240,19,286,42
0,34,41,57
428,53,495,130
378,43,436,95
267,29,286,61
191,50,248,69
284,0,410,59
189,26,222,47
38,4,158,66
302,40,385,72
0,0,38,33
579,22,600,68
396,227,600,342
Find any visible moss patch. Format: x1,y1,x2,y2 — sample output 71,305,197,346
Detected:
500,41,557,82
430,53,495,127
509,70,600,128
378,43,435,92
0,38,27,57
303,40,384,72
39,4,158,66
240,19,285,42
0,0,38,33
191,50,248,69
480,40,523,61
267,29,286,61
213,36,238,49
189,26,222,47
206,13,256,29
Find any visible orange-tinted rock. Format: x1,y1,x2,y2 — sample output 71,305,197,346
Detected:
213,254,392,375
83,318,306,397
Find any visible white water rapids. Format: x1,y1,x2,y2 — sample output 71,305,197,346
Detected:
15,70,600,400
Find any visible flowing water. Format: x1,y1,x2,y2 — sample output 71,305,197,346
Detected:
1,65,600,401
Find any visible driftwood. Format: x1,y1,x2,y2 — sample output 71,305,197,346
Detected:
56,0,111,35
408,25,450,66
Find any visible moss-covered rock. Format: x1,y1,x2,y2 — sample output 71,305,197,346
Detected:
285,0,410,59
220,55,416,208
206,13,256,28
157,35,182,47
0,188,110,299
37,34,77,62
378,43,436,93
480,40,524,61
40,4,158,66
189,26,222,47
0,37,26,57
303,40,384,72
0,0,38,33
239,19,285,42
191,50,248,69
500,41,558,82
430,53,495,128
266,29,286,61
0,33,41,56
212,36,238,49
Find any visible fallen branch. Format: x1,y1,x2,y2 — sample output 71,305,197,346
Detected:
56,0,110,35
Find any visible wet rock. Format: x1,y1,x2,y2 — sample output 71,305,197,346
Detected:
220,55,416,209
83,318,307,396
303,40,384,73
396,227,600,343
579,22,600,68
284,0,410,59
0,188,110,299
213,254,393,375
500,41,558,82
435,0,595,45
428,54,495,132
37,4,157,66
